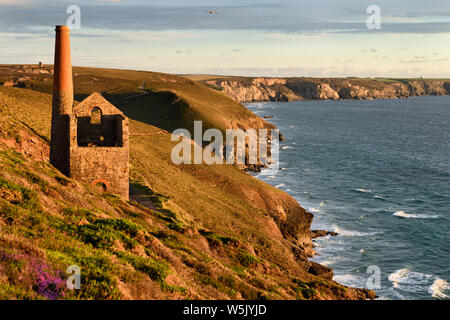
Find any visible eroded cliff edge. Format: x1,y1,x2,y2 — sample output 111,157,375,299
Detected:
205,77,450,103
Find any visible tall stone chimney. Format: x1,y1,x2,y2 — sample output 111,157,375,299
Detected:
50,26,73,176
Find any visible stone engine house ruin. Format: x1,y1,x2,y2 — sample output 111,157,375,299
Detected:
50,26,129,199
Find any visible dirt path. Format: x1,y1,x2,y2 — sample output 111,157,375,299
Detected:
129,183,156,210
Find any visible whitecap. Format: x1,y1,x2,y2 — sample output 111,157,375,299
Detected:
355,188,372,193
393,211,439,219
319,201,326,207
319,255,344,267
281,146,293,150
333,274,365,288
332,225,379,237
388,268,434,293
275,183,285,188
428,278,449,299
309,207,321,213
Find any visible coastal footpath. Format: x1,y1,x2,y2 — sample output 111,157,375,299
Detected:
203,77,450,103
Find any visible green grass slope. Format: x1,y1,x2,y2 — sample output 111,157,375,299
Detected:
0,65,275,135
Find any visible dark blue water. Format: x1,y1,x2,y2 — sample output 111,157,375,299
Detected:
247,96,450,300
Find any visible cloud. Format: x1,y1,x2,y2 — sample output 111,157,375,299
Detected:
361,48,378,53
2,1,450,34
0,0,30,5
399,56,449,64
175,49,192,55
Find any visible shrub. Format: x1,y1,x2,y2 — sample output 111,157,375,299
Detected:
236,252,258,267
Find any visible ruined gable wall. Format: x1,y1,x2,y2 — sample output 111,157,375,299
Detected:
69,93,129,199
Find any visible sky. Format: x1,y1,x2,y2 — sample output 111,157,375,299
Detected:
1,0,450,77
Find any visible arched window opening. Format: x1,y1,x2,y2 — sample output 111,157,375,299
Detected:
94,182,107,192
77,109,123,147
90,107,102,125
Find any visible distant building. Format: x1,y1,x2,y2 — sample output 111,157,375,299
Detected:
50,26,129,199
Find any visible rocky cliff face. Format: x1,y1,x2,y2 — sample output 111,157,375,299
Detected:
207,78,450,103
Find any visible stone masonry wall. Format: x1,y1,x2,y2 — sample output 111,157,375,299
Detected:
69,93,129,199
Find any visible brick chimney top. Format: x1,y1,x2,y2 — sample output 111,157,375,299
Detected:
55,25,70,31
53,25,73,98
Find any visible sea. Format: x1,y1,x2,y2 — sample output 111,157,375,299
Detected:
246,96,450,300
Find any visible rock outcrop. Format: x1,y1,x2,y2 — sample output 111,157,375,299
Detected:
207,78,450,103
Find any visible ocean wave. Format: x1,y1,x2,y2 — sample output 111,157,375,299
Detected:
275,183,285,188
428,278,449,299
388,268,434,293
354,188,372,193
333,274,365,288
309,207,321,213
249,102,266,109
393,211,439,219
316,255,343,267
332,225,379,237
281,146,293,150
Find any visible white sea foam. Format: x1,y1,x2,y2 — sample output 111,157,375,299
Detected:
428,278,449,299
355,188,372,193
275,183,285,188
251,103,265,109
333,274,364,288
309,207,321,213
317,255,343,267
332,225,379,237
393,211,439,219
319,201,326,207
281,146,293,150
388,268,434,293
374,195,384,200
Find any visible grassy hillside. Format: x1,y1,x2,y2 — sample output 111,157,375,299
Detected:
0,65,275,135
0,72,374,300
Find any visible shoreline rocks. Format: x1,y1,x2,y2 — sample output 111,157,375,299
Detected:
310,230,339,239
